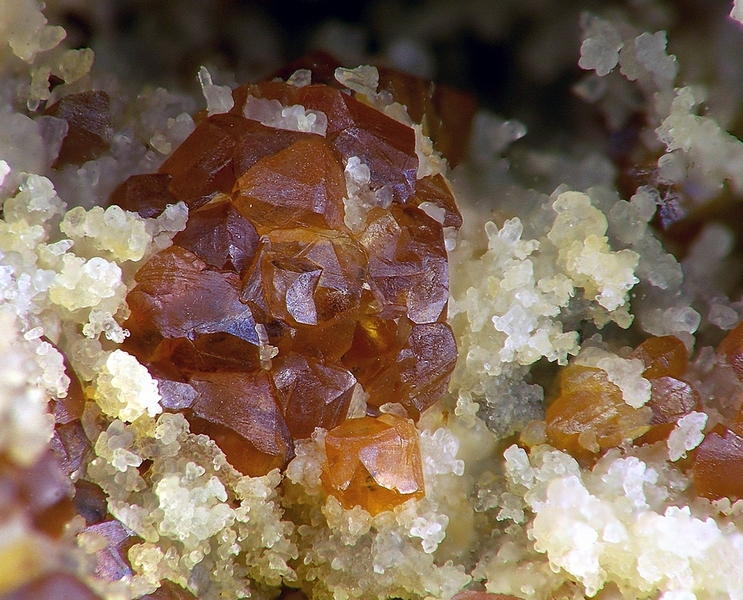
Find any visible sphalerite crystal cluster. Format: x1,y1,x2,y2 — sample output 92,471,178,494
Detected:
9,1,743,599
117,58,468,510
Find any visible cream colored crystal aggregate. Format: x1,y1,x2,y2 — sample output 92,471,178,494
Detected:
88,413,297,599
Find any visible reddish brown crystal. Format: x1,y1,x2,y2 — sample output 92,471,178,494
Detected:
121,66,461,488
344,319,457,418
84,520,138,582
360,205,449,324
172,198,259,274
125,246,261,371
0,451,76,538
158,113,244,209
271,353,355,439
692,424,743,499
45,91,113,167
233,137,347,232
321,414,425,515
636,376,701,445
719,319,743,380
109,173,179,219
187,371,294,476
378,67,477,168
629,336,699,445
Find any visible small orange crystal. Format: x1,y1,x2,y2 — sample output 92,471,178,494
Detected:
630,335,688,379
321,414,425,515
546,365,652,461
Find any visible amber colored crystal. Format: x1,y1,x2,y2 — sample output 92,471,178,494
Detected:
2,572,103,600
630,335,688,379
321,414,425,515
233,137,347,233
692,424,743,499
45,91,113,167
719,319,743,380
546,365,652,461
121,67,461,481
125,246,261,371
172,198,259,274
271,353,355,439
187,371,294,476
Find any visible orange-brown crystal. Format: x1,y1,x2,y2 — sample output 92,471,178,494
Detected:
630,335,688,379
321,414,425,515
719,319,743,380
692,424,743,499
546,365,652,461
630,336,699,444
120,63,463,496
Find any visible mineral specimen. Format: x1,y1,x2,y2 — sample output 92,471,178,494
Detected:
118,63,463,515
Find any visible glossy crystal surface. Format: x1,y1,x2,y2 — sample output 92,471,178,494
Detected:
321,413,425,515
120,72,460,496
546,365,652,461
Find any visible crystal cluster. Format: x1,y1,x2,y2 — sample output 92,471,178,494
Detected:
118,59,464,513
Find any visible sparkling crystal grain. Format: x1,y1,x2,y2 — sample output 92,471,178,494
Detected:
546,365,652,461
45,91,113,167
321,414,425,515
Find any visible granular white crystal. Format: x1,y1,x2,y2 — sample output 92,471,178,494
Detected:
578,14,623,77
667,412,708,461
286,68,312,87
635,31,678,86
95,350,162,421
547,191,639,313
0,308,55,466
576,347,651,408
244,95,328,136
342,156,392,233
334,64,380,97
709,301,739,330
0,160,10,188
60,204,153,262
0,0,66,62
420,427,465,478
198,66,235,116
48,254,125,311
